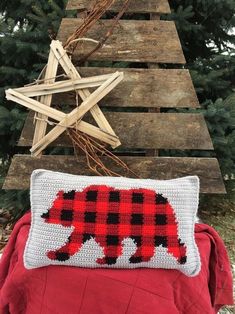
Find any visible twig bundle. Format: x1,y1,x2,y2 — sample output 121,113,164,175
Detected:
64,0,137,177
68,129,139,178
30,0,135,177
64,0,116,53
63,0,136,177
64,0,132,63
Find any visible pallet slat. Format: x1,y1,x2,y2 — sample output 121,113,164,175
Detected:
19,112,213,150
66,0,171,14
57,19,185,64
3,2,225,195
3,155,225,193
53,67,199,108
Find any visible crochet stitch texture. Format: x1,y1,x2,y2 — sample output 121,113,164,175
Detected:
42,185,187,265
24,170,201,277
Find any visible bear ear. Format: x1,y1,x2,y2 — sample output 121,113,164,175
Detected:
63,190,76,200
41,210,49,219
155,193,168,204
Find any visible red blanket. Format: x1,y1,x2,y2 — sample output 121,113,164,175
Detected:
0,212,233,314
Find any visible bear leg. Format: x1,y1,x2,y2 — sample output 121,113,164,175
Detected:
95,235,123,265
167,238,187,264
129,237,155,264
47,230,83,262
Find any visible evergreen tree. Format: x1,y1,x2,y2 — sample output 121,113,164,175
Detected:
164,0,235,177
0,1,68,217
0,1,67,160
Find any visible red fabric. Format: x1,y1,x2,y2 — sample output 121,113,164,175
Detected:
0,212,233,314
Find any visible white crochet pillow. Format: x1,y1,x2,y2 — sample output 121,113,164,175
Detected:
24,169,201,277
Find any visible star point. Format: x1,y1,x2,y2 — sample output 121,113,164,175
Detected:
5,40,123,157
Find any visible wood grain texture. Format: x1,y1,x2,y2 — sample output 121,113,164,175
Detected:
147,12,161,158
66,0,171,14
19,111,213,150
57,19,185,64
53,67,200,108
3,154,226,193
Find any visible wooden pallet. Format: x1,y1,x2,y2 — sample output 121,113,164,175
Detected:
3,0,226,193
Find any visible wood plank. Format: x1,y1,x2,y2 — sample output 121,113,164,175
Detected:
57,19,186,64
53,67,200,108
3,155,226,194
19,112,213,150
66,0,171,14
147,12,161,157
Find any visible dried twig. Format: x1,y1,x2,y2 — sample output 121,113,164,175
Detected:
68,129,139,178
62,0,135,177
64,0,116,53
78,0,132,64
64,0,132,64
30,1,134,177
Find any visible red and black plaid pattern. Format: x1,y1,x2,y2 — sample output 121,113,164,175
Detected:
41,185,187,265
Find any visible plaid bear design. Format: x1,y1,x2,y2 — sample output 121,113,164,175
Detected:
41,185,187,265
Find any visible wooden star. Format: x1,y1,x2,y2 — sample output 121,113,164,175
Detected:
5,40,123,157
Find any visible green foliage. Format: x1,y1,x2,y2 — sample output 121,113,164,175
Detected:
190,53,235,101
0,1,67,161
166,0,235,59
0,0,67,214
202,96,235,174
164,0,235,180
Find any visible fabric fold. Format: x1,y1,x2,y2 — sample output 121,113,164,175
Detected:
0,212,233,314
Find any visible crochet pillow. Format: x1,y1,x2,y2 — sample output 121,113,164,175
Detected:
24,169,201,277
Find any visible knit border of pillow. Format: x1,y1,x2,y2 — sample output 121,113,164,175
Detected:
24,169,201,276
